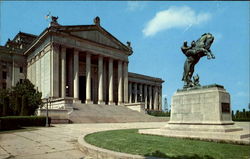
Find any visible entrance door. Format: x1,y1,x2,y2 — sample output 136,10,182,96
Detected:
79,76,86,103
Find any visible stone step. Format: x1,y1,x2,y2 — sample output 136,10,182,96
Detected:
68,103,169,123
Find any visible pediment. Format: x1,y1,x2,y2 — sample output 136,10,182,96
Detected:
68,29,125,51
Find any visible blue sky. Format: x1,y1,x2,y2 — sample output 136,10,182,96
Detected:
1,1,249,111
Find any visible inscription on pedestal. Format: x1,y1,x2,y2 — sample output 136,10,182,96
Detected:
221,103,230,113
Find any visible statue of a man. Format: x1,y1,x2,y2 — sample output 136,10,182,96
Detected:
181,33,215,88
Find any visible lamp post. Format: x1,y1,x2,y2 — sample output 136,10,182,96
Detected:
45,95,50,127
46,98,49,127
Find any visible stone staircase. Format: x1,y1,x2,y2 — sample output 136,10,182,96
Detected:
68,103,169,123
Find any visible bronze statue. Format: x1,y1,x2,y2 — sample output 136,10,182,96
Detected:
181,33,215,88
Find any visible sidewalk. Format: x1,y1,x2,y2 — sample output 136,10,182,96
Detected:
0,122,167,159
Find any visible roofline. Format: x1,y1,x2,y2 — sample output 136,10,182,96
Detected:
10,32,38,45
128,72,165,83
23,28,49,55
18,31,37,37
24,24,133,56
97,25,132,54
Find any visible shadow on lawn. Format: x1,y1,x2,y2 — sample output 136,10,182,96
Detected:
145,150,215,159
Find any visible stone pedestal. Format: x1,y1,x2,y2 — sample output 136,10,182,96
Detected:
139,85,250,144
169,84,233,125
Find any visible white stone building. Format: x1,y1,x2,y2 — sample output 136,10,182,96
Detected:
0,17,164,111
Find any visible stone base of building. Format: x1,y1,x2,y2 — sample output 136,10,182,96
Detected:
37,108,70,124
125,102,146,113
139,85,250,144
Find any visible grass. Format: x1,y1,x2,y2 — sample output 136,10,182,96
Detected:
85,129,250,159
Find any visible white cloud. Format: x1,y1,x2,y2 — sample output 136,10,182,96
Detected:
143,6,211,37
127,1,145,12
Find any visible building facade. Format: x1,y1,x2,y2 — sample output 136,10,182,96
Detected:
0,17,164,111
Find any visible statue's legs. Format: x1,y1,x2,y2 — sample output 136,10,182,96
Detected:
187,63,196,87
183,60,190,88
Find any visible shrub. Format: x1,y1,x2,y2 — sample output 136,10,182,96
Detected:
0,116,51,130
147,110,170,117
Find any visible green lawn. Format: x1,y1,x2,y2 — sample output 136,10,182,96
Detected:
85,129,250,159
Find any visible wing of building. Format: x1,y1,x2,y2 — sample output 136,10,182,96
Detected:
0,16,164,112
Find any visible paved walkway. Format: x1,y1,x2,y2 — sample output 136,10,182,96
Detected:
0,122,249,159
0,122,167,159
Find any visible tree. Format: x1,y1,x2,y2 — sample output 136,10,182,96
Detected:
8,79,42,116
0,89,11,116
0,79,42,117
164,97,168,112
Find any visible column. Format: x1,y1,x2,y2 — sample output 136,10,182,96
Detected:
139,84,143,102
154,86,159,110
108,58,114,105
34,59,36,86
61,47,66,98
149,85,153,110
103,60,107,103
68,52,73,97
36,55,41,91
118,60,123,105
86,53,92,104
123,62,128,103
27,61,31,80
30,59,34,84
40,52,45,98
51,44,60,97
144,85,148,109
134,83,137,103
129,82,132,103
98,55,104,104
73,49,79,100
159,87,162,111
34,55,39,89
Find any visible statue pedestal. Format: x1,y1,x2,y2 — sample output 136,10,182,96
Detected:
139,85,250,144
169,84,233,126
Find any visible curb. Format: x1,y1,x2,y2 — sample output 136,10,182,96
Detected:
78,134,164,159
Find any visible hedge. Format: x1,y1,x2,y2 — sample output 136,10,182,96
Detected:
147,110,170,117
0,116,51,130
232,118,250,122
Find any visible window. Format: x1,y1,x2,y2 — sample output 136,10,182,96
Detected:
20,79,23,83
2,71,7,80
20,67,23,73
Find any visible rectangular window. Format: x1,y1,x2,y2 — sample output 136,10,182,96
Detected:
20,79,23,84
20,67,23,73
2,71,7,80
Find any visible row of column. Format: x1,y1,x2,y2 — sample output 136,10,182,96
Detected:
61,47,128,105
128,82,162,111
